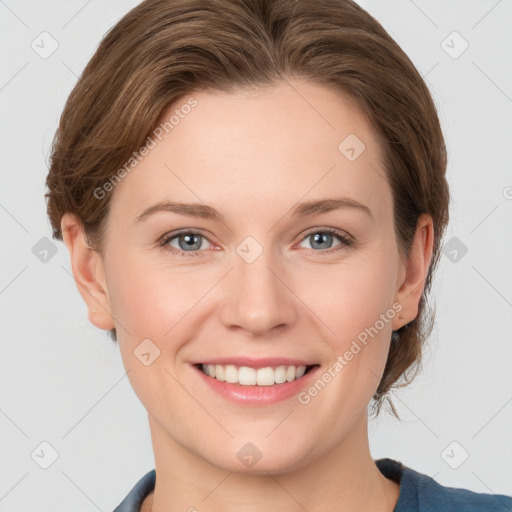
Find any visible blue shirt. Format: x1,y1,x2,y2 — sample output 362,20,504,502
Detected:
113,457,512,511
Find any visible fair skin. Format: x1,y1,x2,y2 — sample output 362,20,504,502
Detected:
62,78,433,512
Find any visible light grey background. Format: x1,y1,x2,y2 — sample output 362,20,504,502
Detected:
1,0,511,510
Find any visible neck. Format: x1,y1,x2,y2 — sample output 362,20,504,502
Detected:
146,411,399,512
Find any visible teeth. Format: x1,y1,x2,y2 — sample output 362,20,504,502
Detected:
200,364,308,386
225,364,238,384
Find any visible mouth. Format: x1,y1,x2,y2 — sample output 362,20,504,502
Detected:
195,363,318,386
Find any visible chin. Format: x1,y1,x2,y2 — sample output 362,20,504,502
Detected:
200,435,316,475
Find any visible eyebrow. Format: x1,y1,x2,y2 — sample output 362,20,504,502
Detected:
134,197,372,223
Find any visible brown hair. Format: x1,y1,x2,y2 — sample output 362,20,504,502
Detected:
45,0,450,416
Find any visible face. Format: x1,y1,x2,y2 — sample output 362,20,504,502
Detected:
92,79,413,473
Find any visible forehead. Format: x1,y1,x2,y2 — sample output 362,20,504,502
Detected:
109,79,390,224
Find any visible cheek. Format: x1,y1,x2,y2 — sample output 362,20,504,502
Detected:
107,253,210,340
296,246,398,395
300,245,398,339
104,257,205,409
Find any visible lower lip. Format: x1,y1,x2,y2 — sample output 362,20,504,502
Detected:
193,364,320,405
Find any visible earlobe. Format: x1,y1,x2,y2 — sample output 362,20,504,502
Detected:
61,213,115,331
392,213,434,331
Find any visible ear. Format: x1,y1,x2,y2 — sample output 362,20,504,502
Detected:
61,213,115,331
392,213,435,330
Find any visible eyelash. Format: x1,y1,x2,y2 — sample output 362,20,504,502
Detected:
157,228,353,258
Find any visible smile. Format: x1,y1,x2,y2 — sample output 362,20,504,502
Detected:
199,363,316,386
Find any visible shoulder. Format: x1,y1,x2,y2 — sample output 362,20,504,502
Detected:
113,462,512,512
376,458,512,512
112,469,156,512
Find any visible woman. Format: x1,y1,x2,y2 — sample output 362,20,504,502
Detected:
44,0,512,510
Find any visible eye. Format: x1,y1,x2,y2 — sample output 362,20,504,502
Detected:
158,228,353,258
297,228,353,254
158,231,214,257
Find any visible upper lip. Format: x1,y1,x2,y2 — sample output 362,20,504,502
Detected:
191,357,317,369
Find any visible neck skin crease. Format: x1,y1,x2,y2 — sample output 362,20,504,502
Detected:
140,412,400,512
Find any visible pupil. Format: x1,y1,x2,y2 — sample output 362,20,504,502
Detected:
312,232,332,249
177,233,334,252
181,234,201,250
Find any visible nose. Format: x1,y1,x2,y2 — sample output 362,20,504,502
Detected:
219,246,298,338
